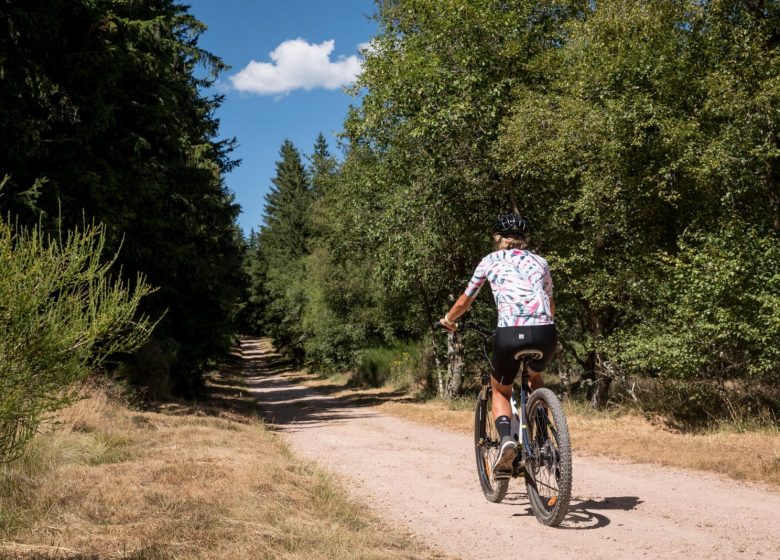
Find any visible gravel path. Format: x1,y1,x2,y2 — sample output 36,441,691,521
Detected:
241,339,780,560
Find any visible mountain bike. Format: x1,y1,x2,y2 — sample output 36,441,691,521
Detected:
439,321,573,526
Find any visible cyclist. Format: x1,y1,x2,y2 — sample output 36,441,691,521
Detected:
439,213,557,475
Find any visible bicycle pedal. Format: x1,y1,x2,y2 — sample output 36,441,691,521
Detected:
493,469,512,480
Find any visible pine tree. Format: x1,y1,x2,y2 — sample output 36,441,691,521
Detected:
240,229,269,335
0,0,246,394
309,133,338,197
263,140,311,263
255,140,313,362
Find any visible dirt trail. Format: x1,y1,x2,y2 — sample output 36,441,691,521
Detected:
240,339,780,560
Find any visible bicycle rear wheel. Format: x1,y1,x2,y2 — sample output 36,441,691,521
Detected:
474,388,509,503
524,388,572,527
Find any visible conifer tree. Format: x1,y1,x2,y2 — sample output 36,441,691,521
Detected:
309,133,338,197
0,0,245,394
263,141,311,262
239,229,268,336
255,140,312,361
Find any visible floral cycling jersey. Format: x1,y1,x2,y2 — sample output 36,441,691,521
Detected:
464,249,554,327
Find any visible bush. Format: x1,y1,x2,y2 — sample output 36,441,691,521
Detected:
0,219,154,462
635,378,780,430
354,342,425,389
299,246,389,373
612,222,780,423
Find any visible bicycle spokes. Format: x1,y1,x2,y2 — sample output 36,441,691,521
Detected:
475,390,510,502
481,410,500,478
527,403,561,510
481,440,499,479
534,405,552,446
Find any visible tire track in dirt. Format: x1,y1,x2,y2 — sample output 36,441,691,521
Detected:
241,339,780,560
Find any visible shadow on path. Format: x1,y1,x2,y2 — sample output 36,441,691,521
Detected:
503,491,642,529
209,338,415,429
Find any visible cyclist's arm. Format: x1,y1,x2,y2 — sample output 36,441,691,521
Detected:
440,259,486,331
441,293,475,327
439,260,486,331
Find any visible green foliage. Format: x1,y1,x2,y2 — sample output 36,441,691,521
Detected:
246,140,313,362
252,0,780,421
247,136,394,371
300,246,383,371
299,0,586,392
354,342,425,389
239,230,267,335
299,142,409,371
613,223,780,385
495,0,780,408
340,0,584,313
309,133,338,197
0,219,153,462
0,0,245,394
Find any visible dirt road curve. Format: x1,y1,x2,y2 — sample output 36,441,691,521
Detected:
240,339,780,560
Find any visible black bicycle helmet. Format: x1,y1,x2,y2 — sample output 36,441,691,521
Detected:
492,213,529,237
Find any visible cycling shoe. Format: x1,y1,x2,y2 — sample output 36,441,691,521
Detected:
493,435,518,477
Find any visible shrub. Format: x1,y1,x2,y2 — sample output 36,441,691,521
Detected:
353,342,425,389
612,222,780,423
0,218,154,462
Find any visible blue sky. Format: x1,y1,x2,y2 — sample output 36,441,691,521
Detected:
186,1,378,233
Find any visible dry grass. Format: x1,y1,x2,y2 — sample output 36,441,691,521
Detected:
0,385,448,560
379,398,780,487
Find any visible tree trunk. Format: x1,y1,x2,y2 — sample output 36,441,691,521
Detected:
428,329,445,396
585,350,612,408
555,346,572,398
443,330,465,399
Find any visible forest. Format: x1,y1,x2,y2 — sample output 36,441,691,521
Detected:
245,0,780,425
2,0,779,464
0,0,244,460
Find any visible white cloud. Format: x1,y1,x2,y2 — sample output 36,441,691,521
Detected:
230,38,362,95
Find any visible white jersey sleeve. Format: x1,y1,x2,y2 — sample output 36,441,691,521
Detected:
464,257,488,298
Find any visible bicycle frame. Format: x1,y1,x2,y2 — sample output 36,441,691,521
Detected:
512,362,534,463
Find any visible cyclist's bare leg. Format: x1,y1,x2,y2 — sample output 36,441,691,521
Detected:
492,371,543,416
529,368,545,391
491,376,518,472
490,376,513,418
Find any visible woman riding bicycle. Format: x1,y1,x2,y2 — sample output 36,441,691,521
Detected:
439,213,557,475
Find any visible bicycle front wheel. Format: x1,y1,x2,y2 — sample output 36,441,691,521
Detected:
524,388,572,527
474,388,509,503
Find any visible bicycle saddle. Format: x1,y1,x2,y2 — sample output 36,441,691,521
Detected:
514,348,543,361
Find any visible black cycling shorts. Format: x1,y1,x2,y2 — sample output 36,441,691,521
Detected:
492,324,558,386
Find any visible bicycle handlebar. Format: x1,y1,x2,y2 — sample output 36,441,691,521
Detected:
459,322,494,337
431,321,493,337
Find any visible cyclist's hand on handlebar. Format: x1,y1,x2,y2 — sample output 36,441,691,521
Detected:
438,317,457,332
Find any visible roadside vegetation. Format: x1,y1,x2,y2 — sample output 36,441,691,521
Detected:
0,218,153,464
1,0,245,486
0,382,446,560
